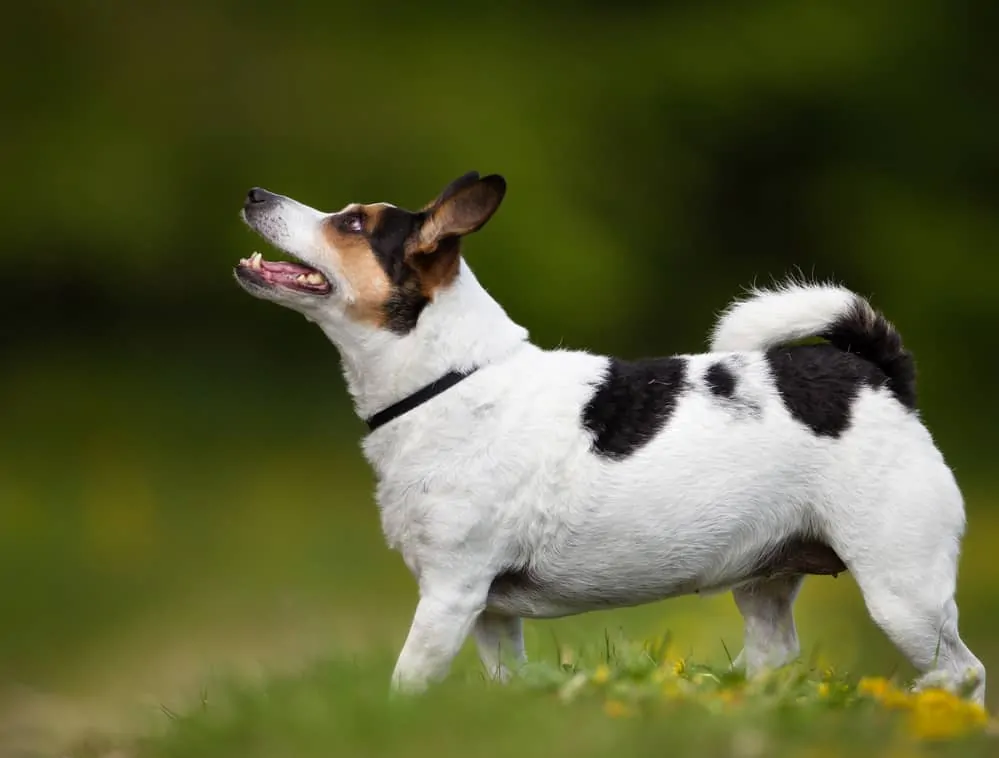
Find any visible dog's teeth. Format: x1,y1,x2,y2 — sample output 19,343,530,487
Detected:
306,273,324,285
249,252,263,269
296,274,308,283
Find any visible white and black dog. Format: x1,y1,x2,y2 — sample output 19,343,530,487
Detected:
233,171,985,703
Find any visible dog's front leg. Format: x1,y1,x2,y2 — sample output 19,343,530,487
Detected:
390,572,490,694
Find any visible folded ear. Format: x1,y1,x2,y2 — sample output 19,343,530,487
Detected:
411,172,507,254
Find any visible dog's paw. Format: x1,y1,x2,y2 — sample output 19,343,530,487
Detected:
914,668,986,705
389,673,430,697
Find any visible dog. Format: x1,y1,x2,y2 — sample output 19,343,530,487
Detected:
234,171,986,704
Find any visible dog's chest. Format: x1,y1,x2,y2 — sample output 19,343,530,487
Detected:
372,481,436,573
363,416,581,575
370,469,524,580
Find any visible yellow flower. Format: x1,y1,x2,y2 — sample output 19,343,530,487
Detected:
604,699,633,718
673,658,686,677
817,682,830,698
857,677,915,709
591,664,611,684
907,688,988,741
857,676,892,699
880,688,915,710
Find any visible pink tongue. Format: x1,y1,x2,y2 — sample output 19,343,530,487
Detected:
260,260,314,275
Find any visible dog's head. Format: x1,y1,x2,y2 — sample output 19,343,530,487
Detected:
234,172,506,334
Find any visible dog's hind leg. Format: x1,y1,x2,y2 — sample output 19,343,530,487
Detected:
731,574,804,675
829,471,986,704
849,547,986,704
473,612,526,682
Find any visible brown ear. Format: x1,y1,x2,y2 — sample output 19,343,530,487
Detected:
412,173,506,254
423,171,482,208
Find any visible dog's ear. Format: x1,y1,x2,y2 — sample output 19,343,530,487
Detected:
424,171,483,208
409,172,506,255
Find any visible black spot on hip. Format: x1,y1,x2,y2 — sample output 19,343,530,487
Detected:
766,343,889,437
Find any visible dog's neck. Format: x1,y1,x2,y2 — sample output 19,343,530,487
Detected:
314,259,529,424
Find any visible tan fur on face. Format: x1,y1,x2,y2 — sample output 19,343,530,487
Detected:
320,204,395,327
409,239,461,297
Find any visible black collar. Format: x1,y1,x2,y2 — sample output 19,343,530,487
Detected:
365,368,480,432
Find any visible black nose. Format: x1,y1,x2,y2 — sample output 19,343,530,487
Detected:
246,187,276,205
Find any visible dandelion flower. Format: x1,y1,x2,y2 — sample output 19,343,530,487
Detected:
907,689,988,740
857,677,892,699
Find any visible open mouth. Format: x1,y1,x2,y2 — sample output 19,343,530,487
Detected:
235,252,332,296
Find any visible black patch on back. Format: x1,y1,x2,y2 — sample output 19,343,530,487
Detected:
366,207,430,335
766,343,888,437
582,357,688,460
705,361,736,399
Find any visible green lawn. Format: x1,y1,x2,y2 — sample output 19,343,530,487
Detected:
73,640,995,758
2,347,998,757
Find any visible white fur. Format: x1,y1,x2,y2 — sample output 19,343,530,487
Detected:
711,279,860,352
237,192,986,704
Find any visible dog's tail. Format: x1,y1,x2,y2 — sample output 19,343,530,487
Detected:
710,279,917,409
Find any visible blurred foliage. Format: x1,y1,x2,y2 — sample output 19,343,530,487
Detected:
1,0,999,753
3,0,998,458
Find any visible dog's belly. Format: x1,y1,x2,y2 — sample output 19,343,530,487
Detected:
486,536,845,619
486,568,696,618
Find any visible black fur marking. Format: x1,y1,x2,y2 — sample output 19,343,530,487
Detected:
767,343,889,437
705,361,736,399
366,207,430,335
702,360,762,420
822,300,917,410
582,357,688,460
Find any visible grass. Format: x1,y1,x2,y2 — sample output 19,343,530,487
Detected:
70,636,995,758
2,350,998,757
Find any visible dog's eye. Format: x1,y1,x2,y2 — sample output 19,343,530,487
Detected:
340,212,365,234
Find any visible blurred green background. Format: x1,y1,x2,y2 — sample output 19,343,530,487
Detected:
2,0,998,752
